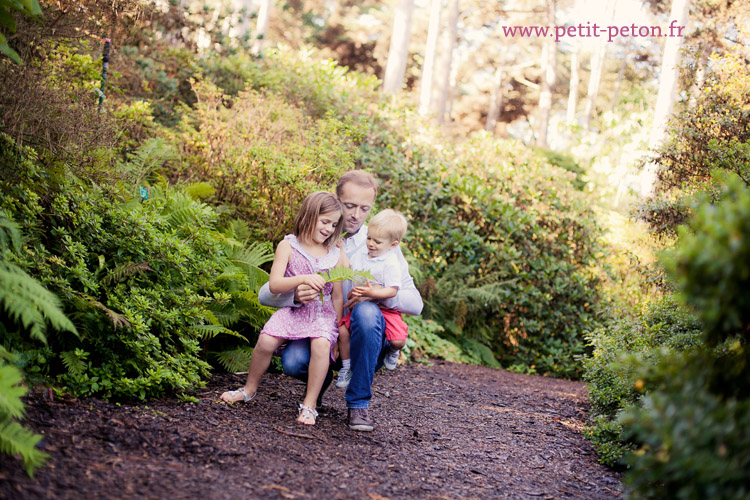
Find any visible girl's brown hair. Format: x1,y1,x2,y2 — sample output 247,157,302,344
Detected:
292,191,345,249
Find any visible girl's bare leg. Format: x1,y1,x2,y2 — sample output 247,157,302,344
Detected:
221,334,285,402
296,337,330,424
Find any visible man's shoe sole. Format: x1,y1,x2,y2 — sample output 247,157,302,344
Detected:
349,423,374,432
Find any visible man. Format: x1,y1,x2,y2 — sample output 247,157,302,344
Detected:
258,170,423,431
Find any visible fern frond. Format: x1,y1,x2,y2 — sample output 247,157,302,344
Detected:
211,346,254,373
103,262,154,286
0,262,78,344
319,266,376,285
0,419,49,477
0,363,27,421
227,241,274,268
59,350,87,377
189,324,249,342
208,302,241,328
0,211,21,253
233,291,273,329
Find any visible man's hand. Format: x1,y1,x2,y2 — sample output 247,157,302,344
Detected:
295,283,321,304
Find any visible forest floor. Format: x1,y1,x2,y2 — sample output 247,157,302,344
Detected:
1,360,622,500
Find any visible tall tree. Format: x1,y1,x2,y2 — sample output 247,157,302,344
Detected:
640,0,691,197
485,64,505,133
251,0,273,56
536,0,556,147
418,0,442,115
565,0,584,125
435,0,459,122
582,0,616,130
382,0,416,94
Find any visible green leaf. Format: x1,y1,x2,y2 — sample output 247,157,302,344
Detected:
0,36,22,65
0,7,17,32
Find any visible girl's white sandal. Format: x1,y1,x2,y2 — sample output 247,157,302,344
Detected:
223,388,256,403
297,404,318,425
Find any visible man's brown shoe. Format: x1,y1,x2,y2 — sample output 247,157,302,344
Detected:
348,408,374,432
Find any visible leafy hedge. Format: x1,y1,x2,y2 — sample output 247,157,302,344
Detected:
0,134,272,401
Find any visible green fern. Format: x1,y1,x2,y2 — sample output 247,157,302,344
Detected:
317,266,377,302
59,350,87,377
103,262,154,286
211,346,254,373
0,262,78,344
117,138,177,187
189,324,248,342
319,266,376,285
0,362,49,477
0,210,21,253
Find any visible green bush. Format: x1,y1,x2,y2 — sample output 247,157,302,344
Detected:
664,172,750,346
582,295,703,466
369,128,604,378
170,79,360,242
0,135,271,400
619,348,750,500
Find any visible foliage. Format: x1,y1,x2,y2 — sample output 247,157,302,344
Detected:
169,78,361,241
0,0,41,64
663,172,750,346
619,347,750,500
638,51,750,236
0,135,271,400
582,295,703,466
368,126,604,378
0,360,48,477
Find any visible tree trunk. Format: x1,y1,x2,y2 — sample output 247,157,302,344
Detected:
582,0,616,130
486,64,505,133
435,0,459,123
382,0,416,94
608,45,628,113
418,0,442,116
640,0,690,197
565,0,584,125
536,0,556,147
251,0,273,57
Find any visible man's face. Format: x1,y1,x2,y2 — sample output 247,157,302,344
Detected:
338,182,376,235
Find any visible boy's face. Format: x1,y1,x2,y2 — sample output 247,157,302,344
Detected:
366,227,399,258
339,182,375,236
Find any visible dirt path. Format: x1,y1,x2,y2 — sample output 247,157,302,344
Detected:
1,361,622,499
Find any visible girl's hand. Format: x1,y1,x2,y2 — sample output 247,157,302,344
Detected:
301,274,326,291
332,342,340,361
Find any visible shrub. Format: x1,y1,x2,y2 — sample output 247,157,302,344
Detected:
170,79,361,241
582,295,703,466
619,348,750,500
369,128,604,378
0,135,270,400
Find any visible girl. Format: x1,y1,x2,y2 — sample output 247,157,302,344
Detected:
220,191,347,425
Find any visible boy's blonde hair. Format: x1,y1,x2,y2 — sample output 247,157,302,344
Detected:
293,191,344,249
368,209,407,242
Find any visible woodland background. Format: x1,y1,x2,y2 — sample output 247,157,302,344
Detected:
0,0,749,498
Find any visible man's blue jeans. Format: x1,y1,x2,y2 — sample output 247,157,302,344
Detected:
280,302,388,409
280,339,335,398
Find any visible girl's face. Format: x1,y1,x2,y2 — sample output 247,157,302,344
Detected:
311,210,342,245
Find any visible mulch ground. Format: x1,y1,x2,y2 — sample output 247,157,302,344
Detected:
1,360,622,499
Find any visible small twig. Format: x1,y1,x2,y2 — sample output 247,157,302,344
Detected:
274,426,316,440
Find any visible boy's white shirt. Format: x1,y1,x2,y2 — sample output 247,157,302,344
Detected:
347,247,402,299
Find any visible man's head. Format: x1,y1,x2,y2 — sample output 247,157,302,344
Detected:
336,170,379,236
365,209,407,258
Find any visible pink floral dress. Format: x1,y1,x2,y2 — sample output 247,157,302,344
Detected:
261,235,341,358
